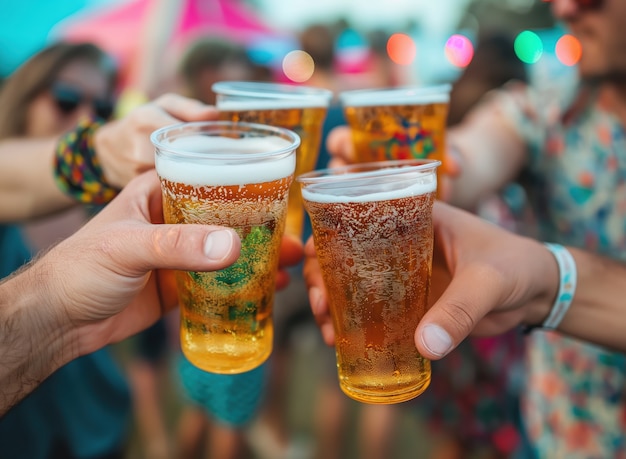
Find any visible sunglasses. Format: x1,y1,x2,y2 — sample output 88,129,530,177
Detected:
51,83,115,120
544,0,603,9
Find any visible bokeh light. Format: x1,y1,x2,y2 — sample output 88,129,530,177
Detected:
514,30,543,64
555,34,582,66
444,34,474,68
387,33,417,66
282,50,315,83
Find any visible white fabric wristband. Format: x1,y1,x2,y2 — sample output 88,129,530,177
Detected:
542,243,577,329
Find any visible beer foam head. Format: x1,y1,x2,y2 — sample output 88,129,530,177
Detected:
301,170,436,203
340,85,450,107
156,135,296,185
218,98,327,110
213,81,332,110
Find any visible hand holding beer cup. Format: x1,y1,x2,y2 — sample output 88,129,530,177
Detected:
95,93,219,189
152,121,300,374
299,159,440,404
212,81,332,238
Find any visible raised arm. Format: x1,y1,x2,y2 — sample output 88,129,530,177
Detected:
0,94,217,222
0,136,74,221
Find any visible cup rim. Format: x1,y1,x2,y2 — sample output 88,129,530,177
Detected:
339,84,451,106
212,81,333,103
297,159,441,185
151,120,301,161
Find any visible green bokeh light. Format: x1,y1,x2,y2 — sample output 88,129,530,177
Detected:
514,30,543,64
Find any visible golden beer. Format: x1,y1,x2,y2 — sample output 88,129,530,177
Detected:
341,86,449,197
152,122,299,374
299,160,439,404
213,81,332,238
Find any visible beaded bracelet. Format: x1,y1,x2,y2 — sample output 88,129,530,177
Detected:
53,116,121,205
541,243,577,329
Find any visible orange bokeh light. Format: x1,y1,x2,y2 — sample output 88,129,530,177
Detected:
555,34,582,67
387,33,417,66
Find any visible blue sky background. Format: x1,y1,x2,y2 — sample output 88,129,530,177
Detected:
0,0,122,76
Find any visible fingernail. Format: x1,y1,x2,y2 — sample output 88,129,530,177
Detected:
204,230,235,261
420,324,453,357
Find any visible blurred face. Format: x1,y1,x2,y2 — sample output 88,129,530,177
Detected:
551,0,626,80
194,61,255,105
25,59,114,137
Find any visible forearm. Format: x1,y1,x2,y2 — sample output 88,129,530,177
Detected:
447,98,527,210
135,0,181,97
0,137,75,222
556,248,626,352
0,263,78,416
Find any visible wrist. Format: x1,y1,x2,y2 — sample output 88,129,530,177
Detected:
92,120,115,185
54,116,120,205
0,262,79,413
522,240,560,327
11,260,79,361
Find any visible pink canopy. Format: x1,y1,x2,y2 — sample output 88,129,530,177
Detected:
57,0,285,83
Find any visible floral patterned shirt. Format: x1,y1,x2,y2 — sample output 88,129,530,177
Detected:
493,81,626,459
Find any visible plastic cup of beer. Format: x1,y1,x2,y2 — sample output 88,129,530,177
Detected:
298,159,440,404
212,81,332,239
340,85,449,196
152,121,300,374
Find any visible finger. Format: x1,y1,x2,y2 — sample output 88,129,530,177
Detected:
438,148,463,202
309,285,335,346
303,237,335,345
115,224,242,275
329,157,349,169
326,126,355,164
278,233,304,269
152,93,219,121
276,269,290,291
415,264,504,360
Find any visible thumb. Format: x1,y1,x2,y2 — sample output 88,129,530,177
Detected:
326,125,355,165
128,224,241,274
415,265,501,359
